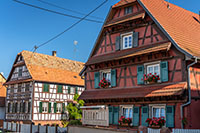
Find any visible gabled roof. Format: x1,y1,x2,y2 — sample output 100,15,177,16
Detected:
87,0,200,65
138,0,200,58
6,51,84,86
0,82,6,97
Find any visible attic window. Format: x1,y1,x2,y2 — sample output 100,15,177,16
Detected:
124,6,133,15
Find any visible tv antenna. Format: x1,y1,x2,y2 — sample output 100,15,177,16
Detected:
73,40,78,60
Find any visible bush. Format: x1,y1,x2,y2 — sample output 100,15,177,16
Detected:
61,120,69,127
68,120,82,126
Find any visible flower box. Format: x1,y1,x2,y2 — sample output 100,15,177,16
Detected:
146,117,166,128
98,78,110,88
118,116,132,127
142,73,160,84
150,125,161,129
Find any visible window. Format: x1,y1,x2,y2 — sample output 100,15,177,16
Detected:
42,102,48,113
25,83,29,92
18,67,22,77
18,84,22,93
70,87,74,94
149,105,166,118
100,69,111,82
124,6,133,15
7,103,11,113
28,102,31,113
57,103,62,113
122,33,132,49
147,64,160,76
121,105,133,119
152,107,165,118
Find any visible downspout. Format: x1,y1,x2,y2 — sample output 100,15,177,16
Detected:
180,57,197,128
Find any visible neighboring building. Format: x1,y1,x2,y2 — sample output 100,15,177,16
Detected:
4,50,85,125
0,73,6,127
79,0,200,130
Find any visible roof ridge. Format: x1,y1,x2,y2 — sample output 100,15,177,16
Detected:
21,50,84,64
166,1,199,16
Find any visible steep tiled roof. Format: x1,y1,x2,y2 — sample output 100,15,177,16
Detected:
21,51,84,86
112,0,200,58
139,0,200,58
0,82,6,97
79,82,186,100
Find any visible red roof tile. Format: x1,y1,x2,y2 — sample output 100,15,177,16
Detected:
79,82,186,100
139,0,200,58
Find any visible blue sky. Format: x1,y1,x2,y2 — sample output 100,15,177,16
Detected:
0,0,199,78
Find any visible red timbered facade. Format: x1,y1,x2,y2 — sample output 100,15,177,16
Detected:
79,0,200,130
5,51,85,125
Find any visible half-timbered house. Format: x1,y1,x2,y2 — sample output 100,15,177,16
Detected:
0,73,6,127
4,50,85,125
79,0,200,130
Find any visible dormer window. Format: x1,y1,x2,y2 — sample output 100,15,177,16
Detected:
124,6,133,15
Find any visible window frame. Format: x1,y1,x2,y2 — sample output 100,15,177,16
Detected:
149,104,166,118
124,6,133,15
120,105,133,119
100,69,111,82
121,32,133,50
18,67,23,77
144,61,161,83
42,102,48,113
56,103,62,113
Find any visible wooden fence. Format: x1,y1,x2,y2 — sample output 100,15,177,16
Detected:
3,121,67,133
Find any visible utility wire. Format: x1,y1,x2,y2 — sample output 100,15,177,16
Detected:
37,0,104,20
13,0,103,23
36,0,108,49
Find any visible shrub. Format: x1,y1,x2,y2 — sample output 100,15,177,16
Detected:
68,120,82,126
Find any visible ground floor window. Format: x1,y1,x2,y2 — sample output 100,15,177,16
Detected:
149,104,165,118
120,105,133,119
57,103,62,113
42,102,48,113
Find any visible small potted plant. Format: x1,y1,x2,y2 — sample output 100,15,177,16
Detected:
98,78,110,88
118,116,132,127
142,73,160,84
146,117,166,129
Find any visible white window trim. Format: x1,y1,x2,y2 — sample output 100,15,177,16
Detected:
57,103,62,113
144,61,161,83
100,69,111,82
120,105,133,117
121,32,133,50
149,104,166,118
42,102,48,113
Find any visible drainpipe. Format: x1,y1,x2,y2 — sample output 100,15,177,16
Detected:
180,57,197,128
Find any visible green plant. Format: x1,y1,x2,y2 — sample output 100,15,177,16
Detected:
68,120,82,126
182,117,188,126
146,117,166,128
67,94,84,120
61,120,69,127
142,73,160,83
118,116,132,125
99,78,110,88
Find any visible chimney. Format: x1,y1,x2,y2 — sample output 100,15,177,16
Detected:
52,51,57,57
